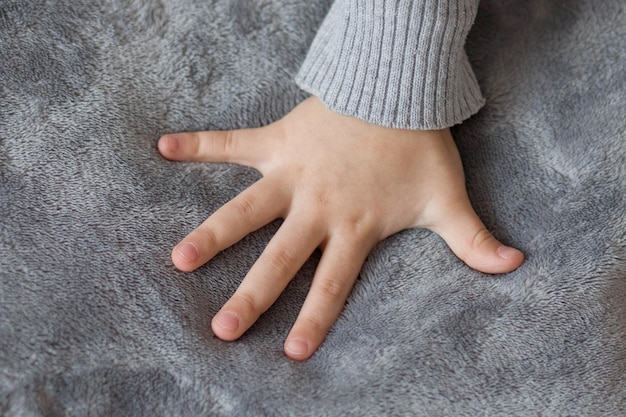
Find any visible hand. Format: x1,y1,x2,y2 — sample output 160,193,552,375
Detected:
158,97,524,361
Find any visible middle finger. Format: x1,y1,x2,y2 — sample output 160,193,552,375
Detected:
211,215,326,341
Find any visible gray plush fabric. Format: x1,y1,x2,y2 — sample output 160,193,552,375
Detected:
1,0,625,415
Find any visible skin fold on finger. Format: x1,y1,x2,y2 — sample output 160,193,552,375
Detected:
428,199,524,274
211,216,327,342
172,176,289,272
283,236,373,361
157,125,279,170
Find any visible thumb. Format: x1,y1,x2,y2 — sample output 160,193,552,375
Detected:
429,200,524,274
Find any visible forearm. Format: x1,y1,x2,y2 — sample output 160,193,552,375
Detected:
296,0,484,130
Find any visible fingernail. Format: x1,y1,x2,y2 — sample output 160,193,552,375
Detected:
497,245,523,260
160,135,180,153
175,242,199,262
214,311,240,332
284,338,309,357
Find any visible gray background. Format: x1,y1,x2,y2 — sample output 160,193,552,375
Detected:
1,0,625,415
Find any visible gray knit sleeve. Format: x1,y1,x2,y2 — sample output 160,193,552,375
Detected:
295,0,485,130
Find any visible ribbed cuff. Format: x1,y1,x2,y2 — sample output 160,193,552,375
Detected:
295,0,485,130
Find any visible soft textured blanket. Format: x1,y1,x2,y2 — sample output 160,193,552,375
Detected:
1,0,625,415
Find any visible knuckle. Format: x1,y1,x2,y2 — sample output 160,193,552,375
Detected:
263,249,296,276
222,130,239,156
470,227,493,250
299,315,326,335
231,195,258,225
197,224,219,248
316,277,345,299
311,190,330,209
341,213,378,243
190,132,203,155
232,291,259,318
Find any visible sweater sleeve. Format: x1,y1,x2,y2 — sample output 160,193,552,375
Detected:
295,0,485,130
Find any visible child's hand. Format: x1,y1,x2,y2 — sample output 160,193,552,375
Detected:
158,97,524,361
